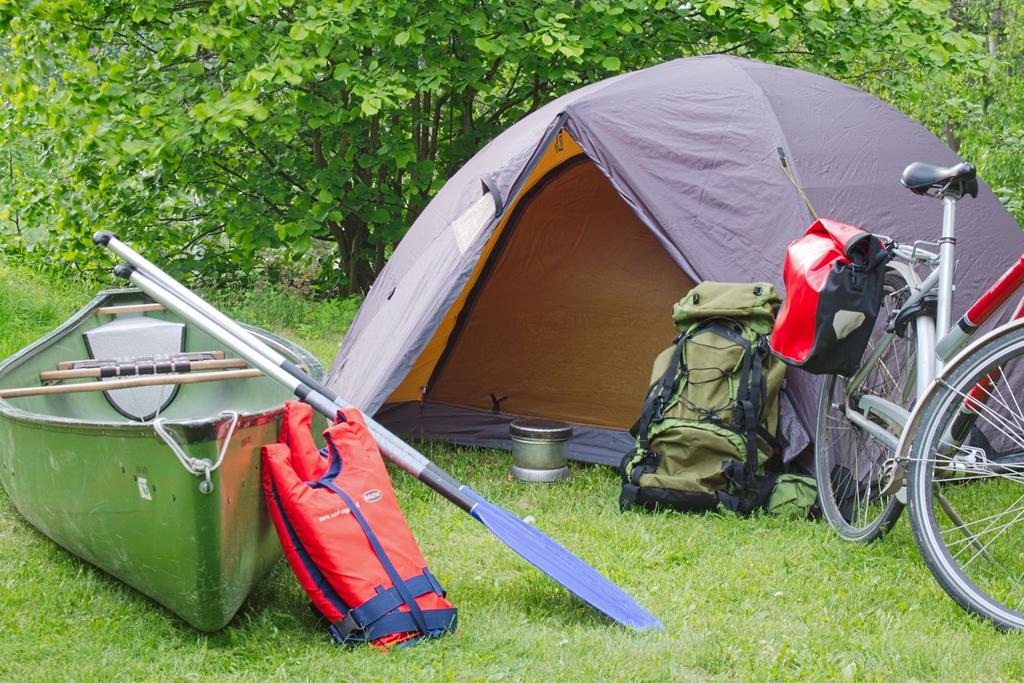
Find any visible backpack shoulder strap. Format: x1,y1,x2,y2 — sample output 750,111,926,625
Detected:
636,334,685,453
620,334,686,509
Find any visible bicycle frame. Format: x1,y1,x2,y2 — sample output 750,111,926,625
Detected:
817,167,1024,623
842,195,1024,453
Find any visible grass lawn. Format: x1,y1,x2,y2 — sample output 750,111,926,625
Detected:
1,263,1023,681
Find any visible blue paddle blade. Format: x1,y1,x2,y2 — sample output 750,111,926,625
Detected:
462,487,662,630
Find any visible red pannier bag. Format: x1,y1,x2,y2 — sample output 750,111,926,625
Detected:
262,401,456,649
770,218,891,376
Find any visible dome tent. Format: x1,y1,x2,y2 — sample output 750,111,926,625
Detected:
324,55,1023,466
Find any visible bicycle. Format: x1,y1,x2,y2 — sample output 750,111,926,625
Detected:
814,159,1024,628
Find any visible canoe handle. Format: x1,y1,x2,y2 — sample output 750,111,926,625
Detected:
153,411,240,494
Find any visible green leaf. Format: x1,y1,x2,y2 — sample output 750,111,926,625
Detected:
360,97,381,116
289,23,309,41
474,36,495,53
121,139,148,155
601,56,621,70
332,63,354,82
395,30,410,46
249,68,274,83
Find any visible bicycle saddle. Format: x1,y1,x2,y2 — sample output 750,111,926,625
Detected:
901,161,978,198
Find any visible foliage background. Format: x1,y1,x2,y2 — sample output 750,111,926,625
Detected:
1,0,1017,295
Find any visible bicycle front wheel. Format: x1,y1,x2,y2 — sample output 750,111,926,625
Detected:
909,322,1024,629
815,267,914,542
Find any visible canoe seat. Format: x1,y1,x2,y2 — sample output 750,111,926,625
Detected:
58,351,225,372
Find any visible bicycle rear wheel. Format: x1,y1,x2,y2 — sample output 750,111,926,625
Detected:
909,322,1024,629
815,267,914,542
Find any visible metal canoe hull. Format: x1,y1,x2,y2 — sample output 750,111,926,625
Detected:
0,414,283,631
0,289,325,630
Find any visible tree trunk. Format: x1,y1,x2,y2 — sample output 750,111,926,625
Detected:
340,214,370,295
989,4,1003,58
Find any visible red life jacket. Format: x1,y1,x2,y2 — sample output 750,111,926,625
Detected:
770,218,891,376
262,402,456,649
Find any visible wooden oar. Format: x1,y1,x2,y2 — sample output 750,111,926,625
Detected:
0,368,261,399
41,358,248,382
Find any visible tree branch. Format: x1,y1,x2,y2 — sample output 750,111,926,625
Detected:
311,129,325,168
240,133,309,193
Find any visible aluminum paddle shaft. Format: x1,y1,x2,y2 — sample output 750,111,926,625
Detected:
105,262,476,514
96,232,661,630
93,233,460,497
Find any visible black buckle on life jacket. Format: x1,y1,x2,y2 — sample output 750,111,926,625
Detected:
327,614,364,644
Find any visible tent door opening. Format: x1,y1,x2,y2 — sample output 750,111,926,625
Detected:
423,155,693,430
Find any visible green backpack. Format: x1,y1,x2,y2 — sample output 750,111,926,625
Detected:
767,473,819,519
619,281,788,515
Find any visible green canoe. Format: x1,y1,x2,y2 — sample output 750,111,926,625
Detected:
0,288,324,631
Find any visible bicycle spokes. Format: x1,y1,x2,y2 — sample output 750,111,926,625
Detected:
909,326,1024,629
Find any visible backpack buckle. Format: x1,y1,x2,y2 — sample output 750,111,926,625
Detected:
734,399,756,430
651,396,666,422
756,335,770,355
